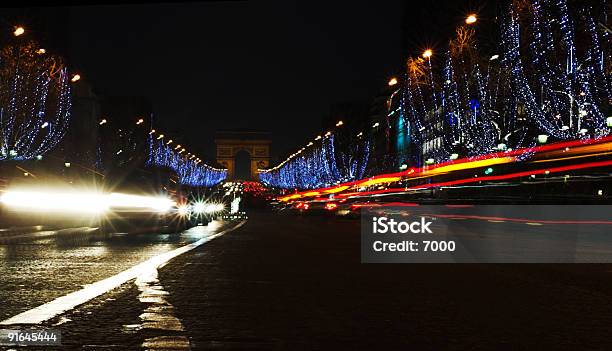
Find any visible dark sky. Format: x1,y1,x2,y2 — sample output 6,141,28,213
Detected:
3,0,492,161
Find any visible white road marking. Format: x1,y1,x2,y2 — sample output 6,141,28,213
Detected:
0,221,246,325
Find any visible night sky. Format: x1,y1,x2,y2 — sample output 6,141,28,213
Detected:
3,0,491,162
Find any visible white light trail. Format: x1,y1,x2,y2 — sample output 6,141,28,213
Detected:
0,190,107,214
0,189,176,214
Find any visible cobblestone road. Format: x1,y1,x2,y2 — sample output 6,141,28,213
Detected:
5,211,612,350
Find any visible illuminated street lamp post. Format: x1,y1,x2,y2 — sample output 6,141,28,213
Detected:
422,49,437,122
465,14,477,25
13,26,25,37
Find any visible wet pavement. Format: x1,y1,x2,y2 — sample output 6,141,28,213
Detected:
2,211,612,349
0,222,230,321
156,211,612,349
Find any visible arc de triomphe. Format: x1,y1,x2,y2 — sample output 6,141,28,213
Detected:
215,129,271,180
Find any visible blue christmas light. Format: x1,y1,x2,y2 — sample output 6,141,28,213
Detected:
0,41,72,161
147,135,227,187
259,134,370,189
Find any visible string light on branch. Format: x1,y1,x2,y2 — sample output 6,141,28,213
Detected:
259,131,370,189
394,0,611,168
0,40,72,161
147,134,226,187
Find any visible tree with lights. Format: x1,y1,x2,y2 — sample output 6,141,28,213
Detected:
400,0,611,165
0,40,72,161
148,136,227,187
262,0,612,189
259,133,370,189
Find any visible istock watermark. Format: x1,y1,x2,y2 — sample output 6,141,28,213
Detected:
372,216,433,234
361,205,612,263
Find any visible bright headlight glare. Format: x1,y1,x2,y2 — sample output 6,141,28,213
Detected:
0,190,108,214
107,193,175,213
178,205,190,216
197,202,225,214
205,204,217,213
193,202,206,214
0,189,176,214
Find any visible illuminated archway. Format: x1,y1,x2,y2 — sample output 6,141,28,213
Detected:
215,130,271,181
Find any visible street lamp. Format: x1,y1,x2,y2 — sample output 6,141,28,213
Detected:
36,48,46,54
466,14,478,25
136,118,144,125
99,119,107,125
388,77,398,87
13,26,25,37
71,74,81,83
422,49,433,59
336,120,344,127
